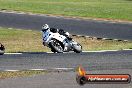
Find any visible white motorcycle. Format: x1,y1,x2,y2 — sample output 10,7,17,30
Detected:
42,29,82,53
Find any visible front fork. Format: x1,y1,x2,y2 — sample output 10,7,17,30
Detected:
63,39,72,51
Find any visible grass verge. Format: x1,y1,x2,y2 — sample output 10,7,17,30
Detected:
0,27,132,52
0,70,45,79
0,0,132,21
0,28,50,52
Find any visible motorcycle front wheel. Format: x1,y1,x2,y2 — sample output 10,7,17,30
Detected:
49,39,64,53
73,43,82,53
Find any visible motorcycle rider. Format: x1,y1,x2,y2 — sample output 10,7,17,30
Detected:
42,24,72,46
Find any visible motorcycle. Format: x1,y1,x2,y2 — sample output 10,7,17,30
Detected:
0,43,5,55
42,29,82,53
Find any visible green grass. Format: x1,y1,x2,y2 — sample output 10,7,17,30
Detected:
0,70,45,79
0,27,50,52
0,27,132,52
0,0,132,21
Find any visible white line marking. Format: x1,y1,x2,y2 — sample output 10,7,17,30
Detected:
30,69,46,71
4,53,22,55
98,50,119,52
46,52,54,53
1,68,74,72
83,50,119,53
3,49,132,55
123,49,132,51
83,51,103,52
4,70,19,72
53,68,74,70
83,49,132,53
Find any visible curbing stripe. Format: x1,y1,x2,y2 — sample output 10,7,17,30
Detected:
2,26,129,42
5,26,130,42
97,38,103,40
72,35,129,42
102,38,113,40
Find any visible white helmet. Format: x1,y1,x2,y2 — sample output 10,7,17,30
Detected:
42,24,50,31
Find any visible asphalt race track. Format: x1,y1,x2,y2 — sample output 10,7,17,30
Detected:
0,50,132,88
0,12,132,40
0,70,132,88
0,50,132,71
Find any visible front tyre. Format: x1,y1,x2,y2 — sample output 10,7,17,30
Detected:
73,43,82,53
49,39,63,53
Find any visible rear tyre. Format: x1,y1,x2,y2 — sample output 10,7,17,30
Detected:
49,39,63,53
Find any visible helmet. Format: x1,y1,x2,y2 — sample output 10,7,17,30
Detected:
42,24,50,32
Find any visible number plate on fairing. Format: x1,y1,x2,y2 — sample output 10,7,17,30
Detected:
43,31,51,41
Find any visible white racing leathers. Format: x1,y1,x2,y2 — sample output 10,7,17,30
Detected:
42,29,82,53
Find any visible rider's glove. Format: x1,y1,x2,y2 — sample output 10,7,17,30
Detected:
43,42,46,46
65,32,70,37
